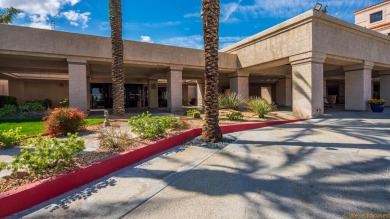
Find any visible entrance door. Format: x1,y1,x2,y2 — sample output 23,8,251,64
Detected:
125,84,143,108
90,84,112,109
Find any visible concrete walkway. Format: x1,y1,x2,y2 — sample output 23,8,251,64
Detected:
11,111,390,219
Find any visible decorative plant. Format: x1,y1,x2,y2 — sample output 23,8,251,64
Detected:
226,112,244,121
247,97,276,118
368,99,386,105
0,104,18,117
218,92,245,110
18,102,45,119
128,112,178,139
45,107,86,136
98,127,130,151
185,109,200,116
60,98,69,107
0,134,85,174
0,127,26,148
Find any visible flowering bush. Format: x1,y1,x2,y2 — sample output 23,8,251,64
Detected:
368,99,386,105
45,107,86,136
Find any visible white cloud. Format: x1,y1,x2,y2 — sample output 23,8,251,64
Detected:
61,10,91,28
123,21,181,31
140,35,153,43
222,0,382,21
221,0,242,23
158,35,247,49
0,0,88,29
184,12,200,18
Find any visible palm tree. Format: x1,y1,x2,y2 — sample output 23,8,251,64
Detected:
109,0,125,116
200,0,222,143
0,7,22,24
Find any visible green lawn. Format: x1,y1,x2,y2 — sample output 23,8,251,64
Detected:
0,118,104,137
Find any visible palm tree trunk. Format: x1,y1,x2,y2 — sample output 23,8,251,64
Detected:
109,0,125,116
200,0,222,143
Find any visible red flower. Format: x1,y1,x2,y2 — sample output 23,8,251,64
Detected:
42,116,47,121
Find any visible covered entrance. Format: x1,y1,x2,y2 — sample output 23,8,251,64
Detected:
90,83,145,109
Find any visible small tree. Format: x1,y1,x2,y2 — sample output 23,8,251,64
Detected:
0,7,22,24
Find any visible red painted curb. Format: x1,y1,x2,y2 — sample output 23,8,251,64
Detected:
0,119,307,217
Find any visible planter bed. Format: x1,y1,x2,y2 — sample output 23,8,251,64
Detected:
0,119,307,218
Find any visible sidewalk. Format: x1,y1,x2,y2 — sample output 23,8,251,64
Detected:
11,111,390,218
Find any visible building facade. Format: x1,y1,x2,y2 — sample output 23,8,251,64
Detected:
1,10,390,118
354,0,390,35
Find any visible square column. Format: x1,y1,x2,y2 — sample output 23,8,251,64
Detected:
167,67,183,112
229,71,249,100
148,79,158,109
380,72,390,106
68,59,88,112
196,80,204,107
344,61,373,111
290,52,326,118
276,77,292,106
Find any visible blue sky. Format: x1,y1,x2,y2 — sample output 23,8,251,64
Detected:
0,0,384,49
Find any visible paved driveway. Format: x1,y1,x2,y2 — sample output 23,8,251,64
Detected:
13,111,390,219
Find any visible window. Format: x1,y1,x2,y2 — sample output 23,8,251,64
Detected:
370,11,382,23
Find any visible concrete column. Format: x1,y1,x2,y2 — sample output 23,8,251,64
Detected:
276,77,292,106
196,80,205,107
229,71,249,100
0,80,9,96
379,72,390,106
290,52,325,118
182,84,189,106
344,61,373,111
68,59,88,112
167,66,183,112
148,79,158,109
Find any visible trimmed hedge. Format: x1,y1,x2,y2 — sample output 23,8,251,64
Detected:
0,96,17,108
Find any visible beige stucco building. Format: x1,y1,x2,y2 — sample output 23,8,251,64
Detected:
354,0,390,35
1,9,390,118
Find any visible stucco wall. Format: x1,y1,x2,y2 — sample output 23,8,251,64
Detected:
221,11,314,68
9,79,68,106
0,24,237,71
313,13,390,64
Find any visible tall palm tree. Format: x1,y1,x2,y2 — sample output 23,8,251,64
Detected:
0,7,22,24
200,0,222,143
109,0,125,116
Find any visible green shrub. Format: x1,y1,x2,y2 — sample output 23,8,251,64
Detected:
18,102,45,119
60,98,69,107
0,127,26,148
219,92,244,109
247,97,276,118
193,112,201,119
45,107,86,136
0,95,17,108
226,112,244,121
128,112,178,139
0,104,18,117
185,109,200,116
0,134,85,174
98,127,129,150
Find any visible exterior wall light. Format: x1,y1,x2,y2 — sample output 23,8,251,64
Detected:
314,3,322,11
